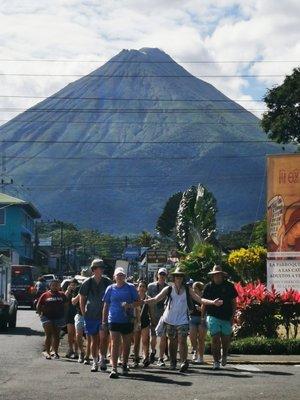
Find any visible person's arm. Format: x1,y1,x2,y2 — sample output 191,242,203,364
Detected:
79,294,87,316
102,302,109,325
36,293,45,315
71,293,80,306
189,287,223,306
144,286,169,304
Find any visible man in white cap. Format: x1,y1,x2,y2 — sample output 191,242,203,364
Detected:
147,267,169,366
202,265,238,370
79,259,111,372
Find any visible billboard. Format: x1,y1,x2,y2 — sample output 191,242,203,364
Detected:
267,154,300,257
267,154,300,291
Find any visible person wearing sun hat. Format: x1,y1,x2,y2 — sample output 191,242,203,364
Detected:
144,264,223,372
79,258,112,372
202,264,238,370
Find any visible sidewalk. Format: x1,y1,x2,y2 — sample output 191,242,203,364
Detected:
206,354,300,365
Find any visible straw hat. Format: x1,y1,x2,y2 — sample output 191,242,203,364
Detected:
208,264,227,275
170,266,186,276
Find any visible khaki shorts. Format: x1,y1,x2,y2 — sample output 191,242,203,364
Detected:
165,323,189,338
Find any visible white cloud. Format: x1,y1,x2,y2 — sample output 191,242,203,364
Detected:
0,0,299,123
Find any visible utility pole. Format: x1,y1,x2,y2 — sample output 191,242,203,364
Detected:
59,221,64,277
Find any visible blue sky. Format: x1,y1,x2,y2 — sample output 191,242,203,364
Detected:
0,0,299,124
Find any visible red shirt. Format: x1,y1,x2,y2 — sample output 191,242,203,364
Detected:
38,290,67,319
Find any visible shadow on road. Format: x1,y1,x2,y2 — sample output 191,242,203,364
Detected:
0,326,44,336
124,371,193,385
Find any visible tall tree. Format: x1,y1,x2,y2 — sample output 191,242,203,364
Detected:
156,191,183,237
176,184,217,252
261,67,300,144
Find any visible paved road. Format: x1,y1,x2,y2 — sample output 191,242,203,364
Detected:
0,309,300,400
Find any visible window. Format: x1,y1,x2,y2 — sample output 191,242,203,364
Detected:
0,208,5,225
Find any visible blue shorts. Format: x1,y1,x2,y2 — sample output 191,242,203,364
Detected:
40,316,66,328
190,315,201,327
207,316,232,336
84,317,102,336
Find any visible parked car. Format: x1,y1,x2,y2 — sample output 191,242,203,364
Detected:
11,265,39,308
42,274,57,287
0,256,18,329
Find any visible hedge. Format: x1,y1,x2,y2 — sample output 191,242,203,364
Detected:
205,337,300,355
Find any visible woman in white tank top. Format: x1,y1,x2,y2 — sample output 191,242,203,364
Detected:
144,266,223,372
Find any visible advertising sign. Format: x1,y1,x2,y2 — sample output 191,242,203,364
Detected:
267,155,300,258
267,259,300,292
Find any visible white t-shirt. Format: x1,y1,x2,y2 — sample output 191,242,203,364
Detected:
162,286,188,326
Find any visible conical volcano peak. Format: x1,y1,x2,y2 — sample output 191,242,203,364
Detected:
109,47,174,63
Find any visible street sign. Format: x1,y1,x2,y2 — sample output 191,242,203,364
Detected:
146,250,167,264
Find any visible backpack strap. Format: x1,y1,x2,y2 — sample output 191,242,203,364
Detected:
165,286,172,309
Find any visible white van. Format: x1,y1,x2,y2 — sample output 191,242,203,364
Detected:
0,256,18,329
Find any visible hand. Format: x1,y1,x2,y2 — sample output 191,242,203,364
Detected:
213,298,223,307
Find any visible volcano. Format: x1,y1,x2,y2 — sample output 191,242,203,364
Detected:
0,48,291,233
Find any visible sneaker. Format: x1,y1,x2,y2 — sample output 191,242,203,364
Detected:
83,358,90,365
213,361,220,370
118,358,123,366
65,350,73,358
45,353,52,360
149,350,156,364
71,352,79,360
121,364,130,376
132,358,140,368
99,359,107,371
196,356,204,364
109,369,119,379
221,356,227,367
142,357,150,368
52,353,60,360
157,358,166,367
192,352,198,362
78,353,85,363
179,360,189,373
91,362,98,372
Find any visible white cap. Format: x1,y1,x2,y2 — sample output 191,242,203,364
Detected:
158,267,167,275
114,267,126,276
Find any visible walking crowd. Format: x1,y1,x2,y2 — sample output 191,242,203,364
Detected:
36,259,238,378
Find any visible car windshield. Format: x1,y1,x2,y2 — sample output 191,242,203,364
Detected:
12,270,32,286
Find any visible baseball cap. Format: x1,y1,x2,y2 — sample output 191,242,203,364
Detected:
158,267,167,275
114,267,126,276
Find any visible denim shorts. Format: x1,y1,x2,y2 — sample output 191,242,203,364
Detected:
40,315,66,328
189,315,201,327
84,317,102,336
74,314,85,332
207,316,232,336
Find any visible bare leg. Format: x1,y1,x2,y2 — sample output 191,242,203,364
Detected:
189,325,198,354
141,327,150,359
198,327,207,359
91,333,99,361
122,333,133,365
211,334,221,362
134,330,141,360
159,335,167,359
43,322,53,355
52,325,61,354
76,330,84,354
110,331,121,370
178,335,188,363
220,335,231,358
99,329,109,360
86,335,91,359
168,336,178,365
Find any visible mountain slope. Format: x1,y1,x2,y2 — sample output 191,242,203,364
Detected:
0,48,292,233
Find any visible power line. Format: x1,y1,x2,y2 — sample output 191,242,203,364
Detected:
0,73,286,78
3,154,269,160
0,95,264,102
0,58,298,63
0,107,265,113
0,139,271,144
0,120,260,126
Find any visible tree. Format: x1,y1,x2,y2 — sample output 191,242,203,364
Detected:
261,67,300,144
176,184,217,252
156,192,183,237
180,242,221,282
136,231,154,247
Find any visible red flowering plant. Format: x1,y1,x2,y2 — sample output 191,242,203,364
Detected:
280,289,300,338
233,282,282,338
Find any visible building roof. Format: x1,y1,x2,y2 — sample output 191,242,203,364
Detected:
0,192,41,218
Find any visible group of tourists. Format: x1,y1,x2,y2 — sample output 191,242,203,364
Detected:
36,259,238,378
